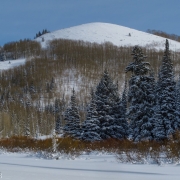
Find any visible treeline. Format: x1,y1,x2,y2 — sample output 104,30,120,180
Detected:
0,39,180,140
147,29,180,42
34,29,50,39
2,39,41,59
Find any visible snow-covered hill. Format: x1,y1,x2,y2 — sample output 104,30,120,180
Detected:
36,22,180,51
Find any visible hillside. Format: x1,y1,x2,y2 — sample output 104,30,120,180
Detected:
1,23,180,140
36,22,180,50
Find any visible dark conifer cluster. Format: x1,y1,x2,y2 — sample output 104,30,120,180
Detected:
34,29,50,39
62,40,180,142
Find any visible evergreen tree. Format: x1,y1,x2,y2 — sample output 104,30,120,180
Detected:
126,46,155,141
81,90,101,141
176,75,180,126
94,70,120,139
38,31,41,37
54,98,63,134
153,40,178,140
0,51,6,61
50,77,55,91
112,80,129,139
121,80,128,119
63,89,81,138
29,81,36,94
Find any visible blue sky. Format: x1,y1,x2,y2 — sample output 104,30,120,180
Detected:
0,0,180,46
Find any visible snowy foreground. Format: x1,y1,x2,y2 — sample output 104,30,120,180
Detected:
0,152,180,180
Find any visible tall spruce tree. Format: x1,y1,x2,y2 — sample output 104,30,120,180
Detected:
176,75,180,127
120,81,128,124
54,97,66,134
81,90,101,141
94,70,120,139
126,46,155,141
153,40,178,140
54,98,61,134
112,80,129,139
63,89,81,138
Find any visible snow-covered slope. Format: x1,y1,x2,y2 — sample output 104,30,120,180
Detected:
36,22,180,50
0,59,26,70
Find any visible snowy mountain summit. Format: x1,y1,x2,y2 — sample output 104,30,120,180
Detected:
36,22,180,51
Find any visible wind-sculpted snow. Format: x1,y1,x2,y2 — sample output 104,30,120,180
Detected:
36,22,180,51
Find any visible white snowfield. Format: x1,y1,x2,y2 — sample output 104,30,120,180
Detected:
0,152,180,180
36,22,180,51
0,59,26,70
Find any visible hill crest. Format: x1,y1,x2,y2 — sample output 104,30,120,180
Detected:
36,22,180,50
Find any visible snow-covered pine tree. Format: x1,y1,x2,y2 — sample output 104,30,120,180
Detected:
121,80,128,121
54,98,61,134
81,90,101,141
63,107,70,132
24,93,32,137
94,70,120,139
29,81,36,94
54,98,65,134
63,89,81,138
126,46,155,141
50,77,55,91
153,39,178,141
112,80,129,139
0,51,6,61
175,74,180,129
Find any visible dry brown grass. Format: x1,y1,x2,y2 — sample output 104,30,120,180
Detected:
0,136,127,153
1,135,180,163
